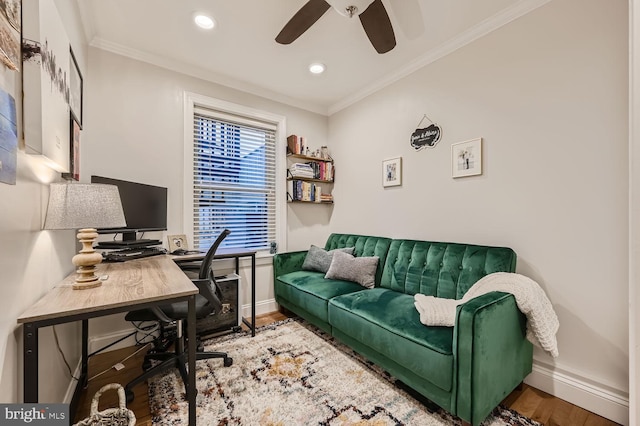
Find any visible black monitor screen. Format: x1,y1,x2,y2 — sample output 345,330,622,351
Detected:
91,175,167,233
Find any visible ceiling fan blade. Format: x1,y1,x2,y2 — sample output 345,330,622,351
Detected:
358,0,396,54
276,0,331,45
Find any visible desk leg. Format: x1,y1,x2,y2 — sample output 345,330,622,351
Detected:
187,296,196,425
251,254,256,337
23,323,38,402
81,320,88,389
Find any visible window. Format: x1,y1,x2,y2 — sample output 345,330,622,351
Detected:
184,93,286,253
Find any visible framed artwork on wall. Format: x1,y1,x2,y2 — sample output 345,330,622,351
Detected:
69,46,82,127
22,0,71,172
451,138,482,178
62,115,80,180
0,0,21,71
0,87,17,185
382,157,402,187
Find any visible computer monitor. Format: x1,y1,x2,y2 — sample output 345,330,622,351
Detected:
91,175,168,246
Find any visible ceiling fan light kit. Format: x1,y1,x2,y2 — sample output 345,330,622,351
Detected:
276,0,396,54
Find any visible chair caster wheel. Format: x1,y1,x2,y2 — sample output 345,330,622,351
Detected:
224,357,233,367
125,389,134,404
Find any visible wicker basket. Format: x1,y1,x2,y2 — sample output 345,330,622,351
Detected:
73,383,136,426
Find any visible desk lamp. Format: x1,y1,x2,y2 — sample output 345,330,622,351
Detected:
44,183,126,290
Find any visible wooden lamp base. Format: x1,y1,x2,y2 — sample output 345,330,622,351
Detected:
72,228,104,290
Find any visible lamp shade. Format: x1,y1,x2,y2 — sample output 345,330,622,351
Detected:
44,183,127,230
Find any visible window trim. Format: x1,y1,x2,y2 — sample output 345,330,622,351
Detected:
183,92,287,255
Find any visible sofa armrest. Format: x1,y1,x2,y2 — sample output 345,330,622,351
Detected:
273,250,308,278
453,292,533,426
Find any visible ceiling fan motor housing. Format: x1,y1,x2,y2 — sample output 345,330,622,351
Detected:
326,0,374,17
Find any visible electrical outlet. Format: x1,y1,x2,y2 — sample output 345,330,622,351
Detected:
113,362,125,371
0,160,3,171
222,303,231,314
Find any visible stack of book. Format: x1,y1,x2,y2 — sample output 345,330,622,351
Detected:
289,163,314,178
320,193,333,203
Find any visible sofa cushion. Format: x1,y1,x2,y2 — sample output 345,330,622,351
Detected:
325,251,379,288
324,234,392,287
276,270,364,323
328,288,454,392
380,240,517,299
302,245,355,273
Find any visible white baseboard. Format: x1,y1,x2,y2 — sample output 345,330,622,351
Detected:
525,361,629,425
241,298,279,319
63,362,82,404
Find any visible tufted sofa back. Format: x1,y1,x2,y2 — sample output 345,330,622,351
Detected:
380,239,517,299
324,233,392,287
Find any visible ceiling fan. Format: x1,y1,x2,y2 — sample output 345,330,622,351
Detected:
275,0,397,54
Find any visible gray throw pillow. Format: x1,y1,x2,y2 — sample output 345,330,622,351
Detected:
325,250,379,288
302,245,355,273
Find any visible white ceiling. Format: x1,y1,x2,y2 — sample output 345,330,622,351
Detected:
76,0,549,115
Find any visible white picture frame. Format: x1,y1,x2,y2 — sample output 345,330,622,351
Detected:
382,157,402,187
167,234,189,252
451,138,482,178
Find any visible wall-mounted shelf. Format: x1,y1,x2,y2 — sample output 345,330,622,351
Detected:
286,146,334,204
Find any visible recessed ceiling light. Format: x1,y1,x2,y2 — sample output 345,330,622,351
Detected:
309,63,326,74
194,14,215,30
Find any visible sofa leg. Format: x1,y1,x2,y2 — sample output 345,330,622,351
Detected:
461,421,471,426
516,381,524,391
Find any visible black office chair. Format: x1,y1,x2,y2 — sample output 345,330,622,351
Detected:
123,229,233,403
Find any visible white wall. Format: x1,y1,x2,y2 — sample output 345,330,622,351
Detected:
81,48,330,336
629,0,639,423
328,0,629,422
0,0,87,403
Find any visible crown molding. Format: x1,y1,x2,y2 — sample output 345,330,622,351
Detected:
88,0,550,118
327,0,552,115
90,37,330,116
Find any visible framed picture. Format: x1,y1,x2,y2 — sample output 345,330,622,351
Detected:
0,0,20,71
22,0,71,171
382,157,402,187
0,87,17,185
69,46,83,127
452,138,482,178
62,115,80,181
167,234,189,252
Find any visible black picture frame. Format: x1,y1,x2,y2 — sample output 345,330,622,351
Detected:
62,114,80,181
69,46,83,128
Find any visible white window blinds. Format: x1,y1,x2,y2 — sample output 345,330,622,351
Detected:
192,107,276,252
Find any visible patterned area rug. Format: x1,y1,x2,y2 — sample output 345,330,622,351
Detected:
148,319,540,425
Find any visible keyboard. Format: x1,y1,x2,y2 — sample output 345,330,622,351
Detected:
102,247,166,262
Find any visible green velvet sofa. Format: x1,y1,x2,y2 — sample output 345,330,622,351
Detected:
273,233,533,426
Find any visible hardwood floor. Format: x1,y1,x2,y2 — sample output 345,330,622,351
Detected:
73,312,619,426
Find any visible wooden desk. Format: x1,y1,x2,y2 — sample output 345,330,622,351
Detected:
17,255,199,424
172,248,257,337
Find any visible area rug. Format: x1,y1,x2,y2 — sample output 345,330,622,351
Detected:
148,319,540,425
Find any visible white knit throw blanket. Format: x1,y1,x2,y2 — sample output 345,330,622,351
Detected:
414,272,559,358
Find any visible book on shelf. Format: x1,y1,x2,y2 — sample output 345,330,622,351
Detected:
287,134,306,155
287,179,328,202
